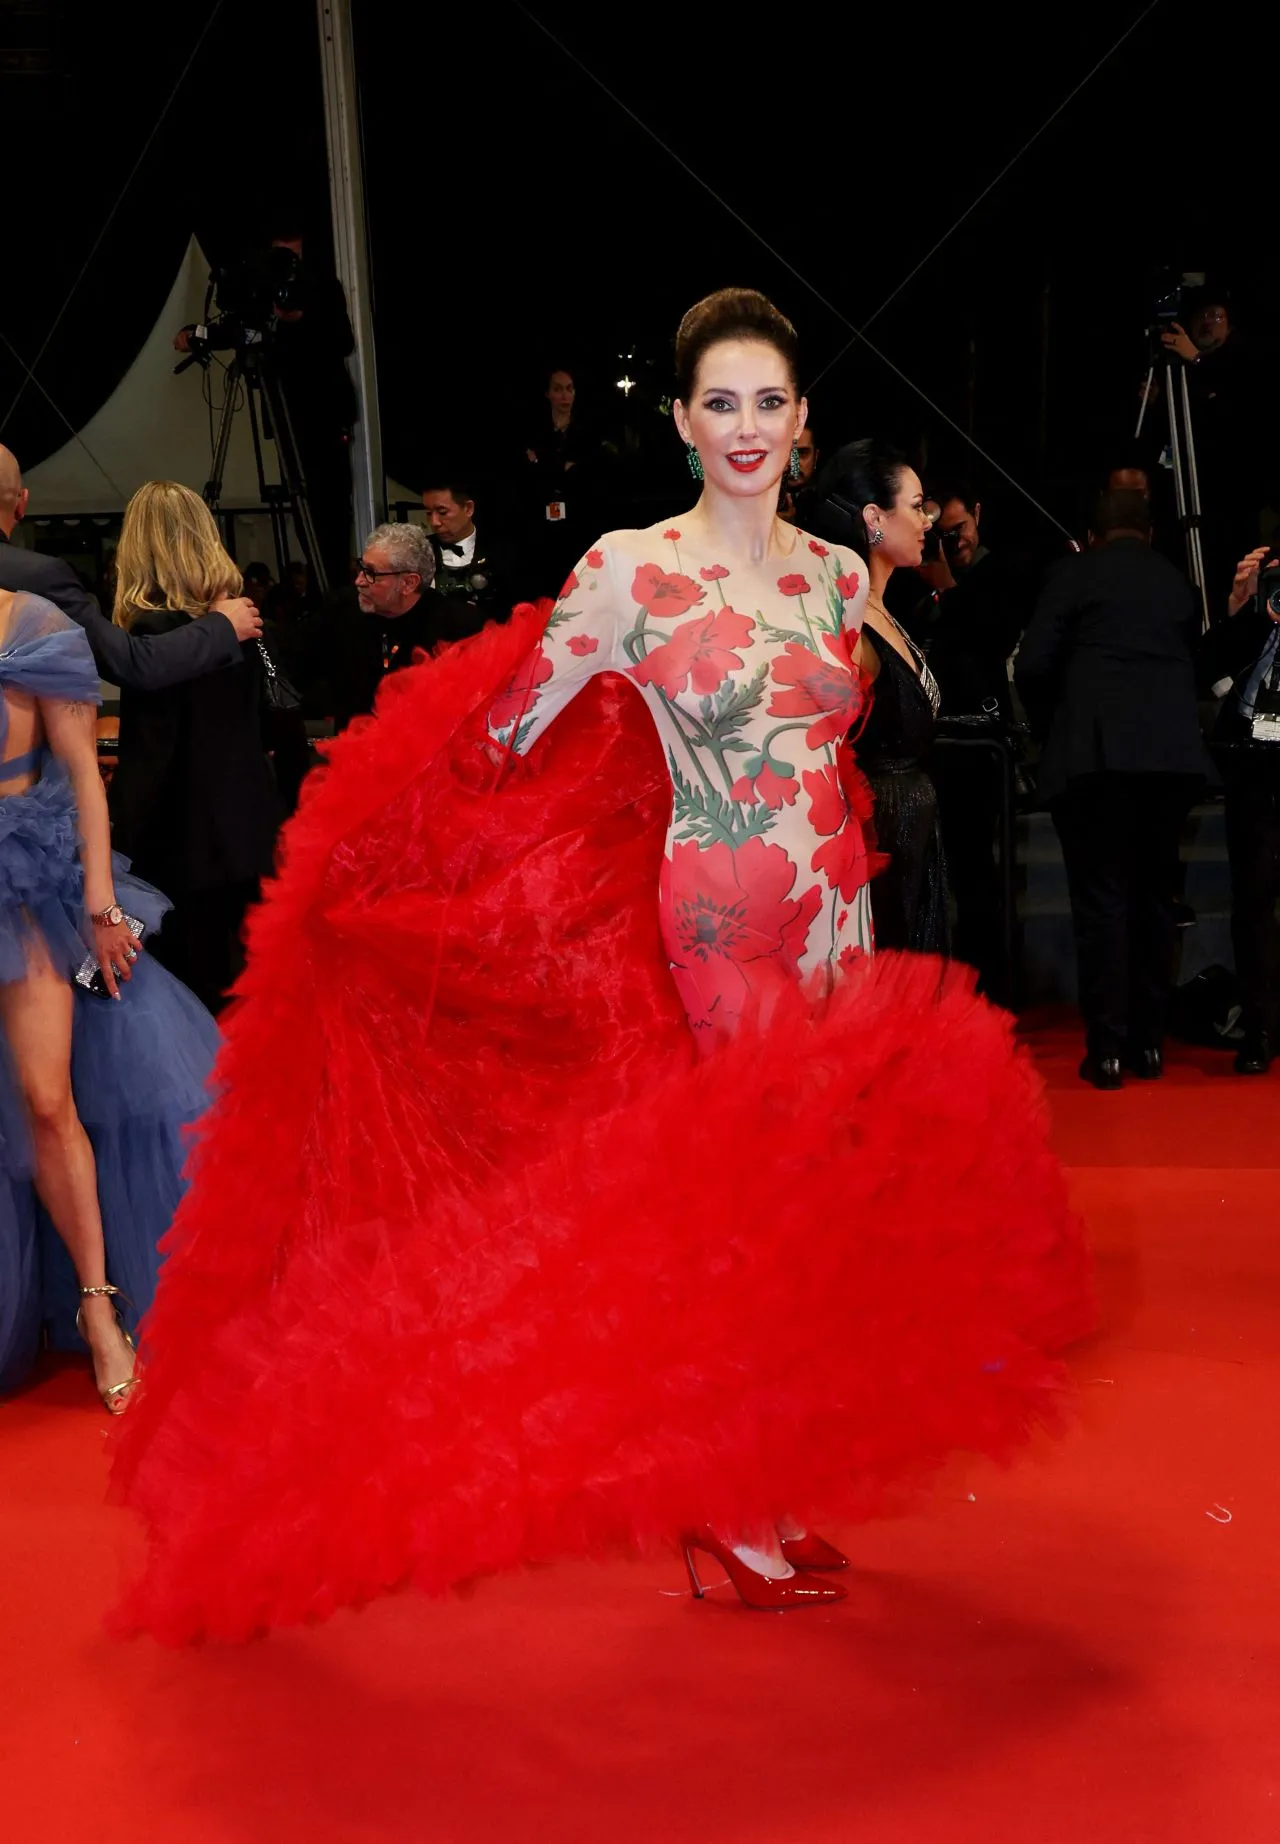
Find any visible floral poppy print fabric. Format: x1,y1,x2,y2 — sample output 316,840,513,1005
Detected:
488,523,873,1038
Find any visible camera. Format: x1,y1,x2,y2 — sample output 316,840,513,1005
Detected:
1147,266,1206,339
1255,555,1280,622
211,245,302,335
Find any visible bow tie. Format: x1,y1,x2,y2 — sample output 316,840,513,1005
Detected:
440,541,467,555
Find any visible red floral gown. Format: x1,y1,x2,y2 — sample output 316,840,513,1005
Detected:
108,522,1092,1646
496,525,875,1037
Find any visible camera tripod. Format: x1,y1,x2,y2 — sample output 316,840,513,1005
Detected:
1136,346,1209,632
201,340,329,597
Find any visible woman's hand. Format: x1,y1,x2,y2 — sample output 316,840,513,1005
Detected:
93,917,142,999
1227,547,1270,617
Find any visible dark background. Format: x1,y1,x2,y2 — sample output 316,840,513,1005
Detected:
0,0,1274,543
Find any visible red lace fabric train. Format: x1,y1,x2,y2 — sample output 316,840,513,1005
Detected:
109,604,1091,1644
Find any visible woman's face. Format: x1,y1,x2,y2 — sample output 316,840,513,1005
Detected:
675,339,804,502
547,371,576,414
865,467,932,568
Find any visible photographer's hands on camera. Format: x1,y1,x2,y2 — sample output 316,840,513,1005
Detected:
1160,323,1201,366
1228,548,1277,620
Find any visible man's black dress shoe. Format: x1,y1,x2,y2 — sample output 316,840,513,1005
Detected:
1079,1054,1123,1091
1234,1035,1272,1076
1124,1046,1164,1080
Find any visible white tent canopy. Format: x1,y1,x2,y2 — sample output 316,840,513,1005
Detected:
22,233,413,559
23,238,271,517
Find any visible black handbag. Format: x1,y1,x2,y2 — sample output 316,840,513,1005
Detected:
257,636,301,714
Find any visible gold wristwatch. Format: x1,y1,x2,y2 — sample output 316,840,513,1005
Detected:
90,904,125,928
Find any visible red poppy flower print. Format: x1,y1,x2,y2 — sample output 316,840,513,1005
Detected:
630,562,706,620
586,548,605,570
779,882,825,976
661,836,820,1030
767,633,864,750
700,564,730,582
559,570,580,599
489,647,554,730
664,528,682,541
835,570,861,601
777,574,812,598
730,759,800,810
808,540,829,558
566,634,599,657
839,943,868,970
803,764,869,900
631,607,754,699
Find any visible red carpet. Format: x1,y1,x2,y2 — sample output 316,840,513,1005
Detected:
3,1020,1278,1843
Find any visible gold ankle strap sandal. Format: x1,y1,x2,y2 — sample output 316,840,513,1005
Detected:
76,1284,139,1415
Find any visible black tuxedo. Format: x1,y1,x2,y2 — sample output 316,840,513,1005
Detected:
109,607,280,1012
0,529,241,690
432,527,521,626
1017,539,1213,1057
1016,539,1213,804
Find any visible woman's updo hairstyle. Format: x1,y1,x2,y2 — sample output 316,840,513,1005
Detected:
674,288,800,402
799,439,909,551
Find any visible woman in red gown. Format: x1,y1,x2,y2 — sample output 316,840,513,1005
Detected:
110,290,1090,1642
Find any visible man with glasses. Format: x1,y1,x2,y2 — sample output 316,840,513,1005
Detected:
292,523,445,731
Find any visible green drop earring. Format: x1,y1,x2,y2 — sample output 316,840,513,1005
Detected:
789,442,802,482
686,443,704,482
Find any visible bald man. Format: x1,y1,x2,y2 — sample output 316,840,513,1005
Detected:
0,447,261,690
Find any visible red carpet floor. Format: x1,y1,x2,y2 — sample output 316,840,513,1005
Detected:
3,1021,1278,1843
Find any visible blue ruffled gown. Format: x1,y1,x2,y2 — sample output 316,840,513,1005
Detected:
0,592,220,1392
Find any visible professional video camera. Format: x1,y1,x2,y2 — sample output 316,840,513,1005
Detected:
179,245,304,359
1147,266,1204,341
209,244,302,335
174,242,326,594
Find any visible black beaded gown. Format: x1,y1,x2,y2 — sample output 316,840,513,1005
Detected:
859,625,951,954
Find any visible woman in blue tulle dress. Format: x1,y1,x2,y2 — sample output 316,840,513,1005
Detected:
0,585,219,1408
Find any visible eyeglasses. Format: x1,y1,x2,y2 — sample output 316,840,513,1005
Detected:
355,562,410,582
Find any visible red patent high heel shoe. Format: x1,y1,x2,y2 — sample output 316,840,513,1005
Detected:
779,1531,850,1572
681,1528,847,1612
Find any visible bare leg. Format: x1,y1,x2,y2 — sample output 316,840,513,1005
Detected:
0,942,135,1407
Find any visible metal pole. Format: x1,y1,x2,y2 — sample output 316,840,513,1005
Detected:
316,0,384,542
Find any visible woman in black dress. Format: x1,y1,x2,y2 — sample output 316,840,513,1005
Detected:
108,482,280,1013
804,441,950,953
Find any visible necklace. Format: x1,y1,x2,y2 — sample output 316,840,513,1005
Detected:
865,595,941,717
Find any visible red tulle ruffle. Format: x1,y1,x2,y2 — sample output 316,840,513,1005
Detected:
109,607,1091,1644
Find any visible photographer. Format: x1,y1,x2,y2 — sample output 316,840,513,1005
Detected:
1200,543,1280,1073
1151,288,1264,604
175,226,356,591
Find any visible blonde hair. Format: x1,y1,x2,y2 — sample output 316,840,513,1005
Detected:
112,480,241,630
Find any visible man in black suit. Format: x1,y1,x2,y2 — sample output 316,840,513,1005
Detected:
291,521,461,731
0,446,261,685
421,477,521,627
1017,490,1214,1088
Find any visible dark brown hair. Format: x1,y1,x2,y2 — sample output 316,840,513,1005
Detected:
674,288,800,402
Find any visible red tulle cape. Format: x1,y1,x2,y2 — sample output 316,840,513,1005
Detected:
109,605,1091,1644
